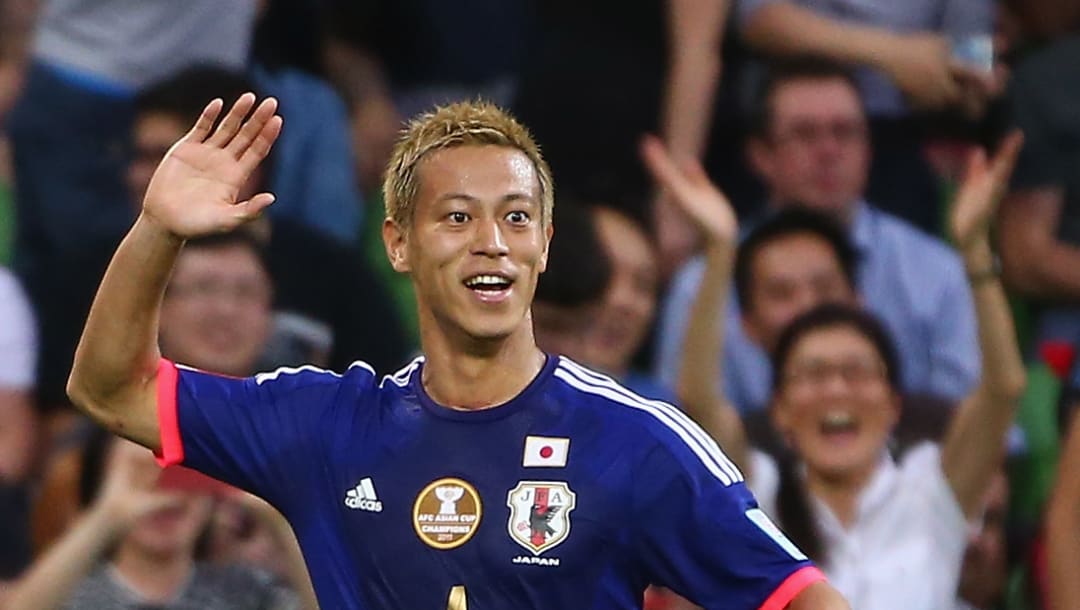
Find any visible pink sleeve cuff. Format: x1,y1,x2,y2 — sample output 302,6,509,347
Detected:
758,566,827,610
154,358,185,467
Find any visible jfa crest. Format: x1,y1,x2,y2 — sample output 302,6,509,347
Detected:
506,481,576,555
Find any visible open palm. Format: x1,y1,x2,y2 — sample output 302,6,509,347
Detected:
142,94,283,239
949,130,1023,251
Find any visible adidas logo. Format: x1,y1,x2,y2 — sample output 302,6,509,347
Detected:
344,477,383,512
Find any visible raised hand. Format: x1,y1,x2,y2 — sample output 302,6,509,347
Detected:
94,439,185,531
641,135,737,246
142,93,283,239
949,130,1023,252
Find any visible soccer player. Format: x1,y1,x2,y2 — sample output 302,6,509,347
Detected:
67,94,849,609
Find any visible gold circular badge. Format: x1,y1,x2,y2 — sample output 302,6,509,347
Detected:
412,478,483,550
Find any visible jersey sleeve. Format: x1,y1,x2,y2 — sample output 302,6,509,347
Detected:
155,358,378,505
632,436,824,610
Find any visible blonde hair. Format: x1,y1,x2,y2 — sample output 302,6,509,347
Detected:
383,100,554,231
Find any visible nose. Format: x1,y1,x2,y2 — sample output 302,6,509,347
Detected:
471,218,509,257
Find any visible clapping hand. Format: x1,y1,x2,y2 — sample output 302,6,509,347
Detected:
641,135,737,247
141,94,283,239
949,130,1023,252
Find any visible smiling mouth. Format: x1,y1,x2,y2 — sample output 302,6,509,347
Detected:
463,274,514,303
819,412,859,438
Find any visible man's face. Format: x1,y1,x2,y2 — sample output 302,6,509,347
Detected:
749,78,871,218
587,207,658,374
742,233,856,352
383,145,551,344
160,244,273,376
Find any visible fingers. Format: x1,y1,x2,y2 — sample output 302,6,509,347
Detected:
641,134,695,198
233,192,277,222
207,93,257,148
991,130,1024,179
226,97,279,158
238,114,283,176
184,98,224,143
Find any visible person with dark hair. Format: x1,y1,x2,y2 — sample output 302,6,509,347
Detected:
656,59,981,410
67,95,850,608
647,130,1026,609
5,435,302,610
532,202,612,360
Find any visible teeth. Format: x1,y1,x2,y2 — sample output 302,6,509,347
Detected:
823,412,854,427
465,275,509,288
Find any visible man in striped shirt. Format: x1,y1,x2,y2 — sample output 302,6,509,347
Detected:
66,95,848,609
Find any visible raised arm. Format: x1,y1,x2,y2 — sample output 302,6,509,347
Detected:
66,95,282,450
641,136,749,473
653,0,730,276
1046,405,1080,610
940,131,1027,518
740,2,971,110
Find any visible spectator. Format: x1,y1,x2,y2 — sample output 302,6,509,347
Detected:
8,0,258,298
656,60,980,410
655,130,1025,608
585,205,676,402
5,433,303,610
998,22,1080,352
532,202,612,360
0,267,37,584
736,0,997,230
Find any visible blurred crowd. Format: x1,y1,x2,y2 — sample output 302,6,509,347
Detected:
1,0,1080,608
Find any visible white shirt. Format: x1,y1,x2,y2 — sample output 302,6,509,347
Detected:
0,268,37,388
749,443,968,610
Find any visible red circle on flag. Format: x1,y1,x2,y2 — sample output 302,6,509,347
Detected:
540,446,554,459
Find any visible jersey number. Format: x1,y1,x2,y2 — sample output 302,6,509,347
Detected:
447,585,467,610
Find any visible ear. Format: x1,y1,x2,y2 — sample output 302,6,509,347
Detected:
747,136,774,181
382,217,411,273
769,395,793,443
741,311,764,346
537,222,554,273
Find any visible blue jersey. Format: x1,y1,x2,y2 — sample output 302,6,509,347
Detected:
157,355,823,609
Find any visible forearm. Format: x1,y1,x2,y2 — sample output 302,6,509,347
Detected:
661,0,727,159
676,243,748,472
67,215,182,443
941,242,1025,515
4,506,122,610
742,3,897,68
963,244,1026,402
1002,238,1080,301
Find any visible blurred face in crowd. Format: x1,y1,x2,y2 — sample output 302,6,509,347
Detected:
111,440,213,559
749,78,871,221
129,112,263,206
742,233,857,353
206,497,290,580
958,469,1010,608
160,243,273,376
771,324,900,486
586,207,658,375
384,145,551,344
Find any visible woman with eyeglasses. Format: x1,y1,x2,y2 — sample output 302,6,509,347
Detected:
642,131,1025,610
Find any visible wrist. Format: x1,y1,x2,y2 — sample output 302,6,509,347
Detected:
135,212,187,247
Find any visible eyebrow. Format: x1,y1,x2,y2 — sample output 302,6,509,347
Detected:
437,192,537,204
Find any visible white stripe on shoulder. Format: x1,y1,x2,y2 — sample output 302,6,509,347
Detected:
555,358,743,485
254,364,342,385
382,355,425,388
346,360,377,377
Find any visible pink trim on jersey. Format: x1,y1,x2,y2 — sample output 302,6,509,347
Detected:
758,566,827,610
154,358,184,467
